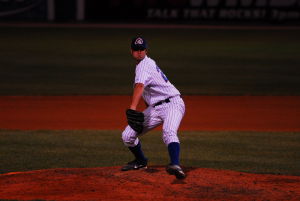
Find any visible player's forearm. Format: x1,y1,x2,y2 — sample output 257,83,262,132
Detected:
130,83,144,110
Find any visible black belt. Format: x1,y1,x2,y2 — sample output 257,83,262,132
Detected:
153,98,171,107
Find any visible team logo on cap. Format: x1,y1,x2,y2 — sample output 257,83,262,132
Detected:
134,38,143,45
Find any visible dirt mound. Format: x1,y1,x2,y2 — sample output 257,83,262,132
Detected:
1,167,299,201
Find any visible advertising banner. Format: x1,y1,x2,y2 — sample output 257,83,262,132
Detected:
86,0,300,24
147,0,300,23
0,0,299,23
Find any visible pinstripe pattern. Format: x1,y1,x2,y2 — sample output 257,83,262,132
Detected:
122,54,185,147
122,96,185,147
135,56,181,106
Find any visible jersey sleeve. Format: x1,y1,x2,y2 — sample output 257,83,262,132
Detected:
135,62,151,86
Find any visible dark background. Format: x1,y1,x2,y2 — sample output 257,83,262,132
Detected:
0,0,300,24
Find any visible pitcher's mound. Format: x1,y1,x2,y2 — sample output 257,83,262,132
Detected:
1,166,299,201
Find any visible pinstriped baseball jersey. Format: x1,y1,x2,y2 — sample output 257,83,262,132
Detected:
135,56,180,106
122,53,185,147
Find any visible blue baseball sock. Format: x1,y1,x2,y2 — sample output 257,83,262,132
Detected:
168,142,180,165
128,142,147,162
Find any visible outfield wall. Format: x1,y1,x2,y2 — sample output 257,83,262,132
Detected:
0,0,299,24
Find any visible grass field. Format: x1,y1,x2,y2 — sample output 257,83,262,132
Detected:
1,26,300,177
0,130,299,176
0,27,300,95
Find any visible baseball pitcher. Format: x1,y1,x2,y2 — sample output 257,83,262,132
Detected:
122,37,186,179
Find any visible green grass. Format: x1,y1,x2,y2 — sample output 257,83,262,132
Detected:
0,27,300,95
0,130,299,176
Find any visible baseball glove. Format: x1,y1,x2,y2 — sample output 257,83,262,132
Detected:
126,109,144,133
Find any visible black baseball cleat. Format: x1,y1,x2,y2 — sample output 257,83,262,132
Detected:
166,164,186,179
121,159,148,171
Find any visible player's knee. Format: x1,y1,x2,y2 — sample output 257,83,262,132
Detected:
121,131,133,146
162,130,179,145
122,138,139,147
122,126,138,147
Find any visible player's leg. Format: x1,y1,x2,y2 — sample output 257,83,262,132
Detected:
122,105,162,146
161,97,186,178
121,126,148,171
121,106,162,171
162,102,185,165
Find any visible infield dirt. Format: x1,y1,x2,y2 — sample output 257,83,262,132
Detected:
1,166,300,201
1,95,300,131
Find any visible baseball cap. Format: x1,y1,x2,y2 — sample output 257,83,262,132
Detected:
131,37,147,51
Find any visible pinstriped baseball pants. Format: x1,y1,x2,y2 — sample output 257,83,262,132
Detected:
122,96,185,147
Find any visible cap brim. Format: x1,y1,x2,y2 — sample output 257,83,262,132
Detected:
131,46,146,51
